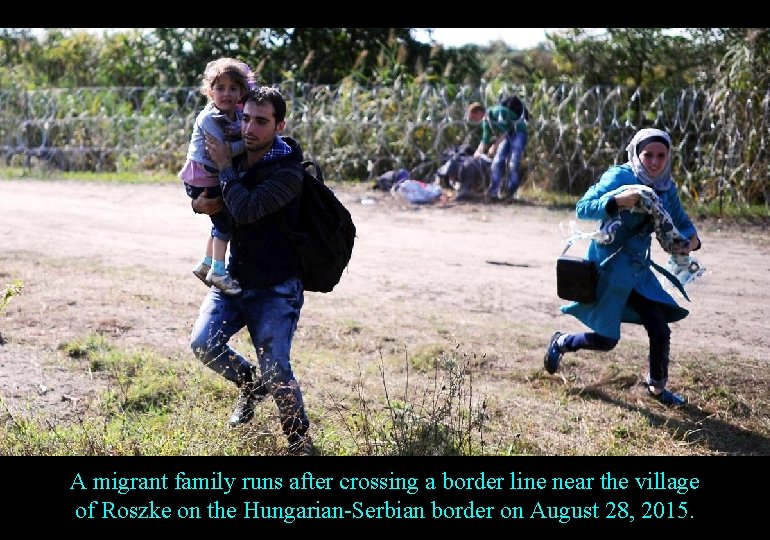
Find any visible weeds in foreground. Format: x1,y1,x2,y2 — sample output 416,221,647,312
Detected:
329,347,489,456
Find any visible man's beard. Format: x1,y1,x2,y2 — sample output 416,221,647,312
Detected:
246,139,272,153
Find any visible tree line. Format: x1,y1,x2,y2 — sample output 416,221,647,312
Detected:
1,28,767,91
1,28,768,206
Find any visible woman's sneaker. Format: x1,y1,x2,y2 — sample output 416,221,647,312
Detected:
544,332,565,374
647,387,687,406
206,270,242,295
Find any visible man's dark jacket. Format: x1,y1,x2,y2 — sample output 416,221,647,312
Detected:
221,136,304,290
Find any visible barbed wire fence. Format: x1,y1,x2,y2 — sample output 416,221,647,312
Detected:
1,82,768,207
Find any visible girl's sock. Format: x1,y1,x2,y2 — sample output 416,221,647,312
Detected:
202,255,213,267
212,260,226,276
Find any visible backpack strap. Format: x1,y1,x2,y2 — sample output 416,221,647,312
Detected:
302,160,324,183
275,159,322,245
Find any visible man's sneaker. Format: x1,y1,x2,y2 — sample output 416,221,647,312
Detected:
207,270,242,295
544,332,565,374
287,434,315,456
192,262,212,286
647,387,687,407
228,382,266,427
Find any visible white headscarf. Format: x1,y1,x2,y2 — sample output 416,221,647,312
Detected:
625,128,673,191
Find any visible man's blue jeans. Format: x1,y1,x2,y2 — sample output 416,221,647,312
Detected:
488,129,528,197
190,276,308,438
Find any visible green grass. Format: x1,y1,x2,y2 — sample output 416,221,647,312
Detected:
0,334,244,455
0,167,177,184
0,333,495,456
688,199,770,221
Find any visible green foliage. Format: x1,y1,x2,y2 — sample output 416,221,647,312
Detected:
0,279,23,313
0,27,759,92
549,28,721,88
714,29,770,92
0,28,459,89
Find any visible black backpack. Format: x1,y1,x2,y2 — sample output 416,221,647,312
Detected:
281,160,356,293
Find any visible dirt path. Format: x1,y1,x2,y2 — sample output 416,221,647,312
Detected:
1,179,768,452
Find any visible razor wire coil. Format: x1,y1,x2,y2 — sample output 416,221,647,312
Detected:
1,81,768,205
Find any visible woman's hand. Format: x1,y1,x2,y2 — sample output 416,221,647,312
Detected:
614,191,641,210
671,234,701,255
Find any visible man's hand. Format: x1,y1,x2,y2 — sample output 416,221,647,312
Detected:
191,188,223,216
203,130,232,170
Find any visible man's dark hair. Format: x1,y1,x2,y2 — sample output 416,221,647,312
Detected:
242,86,287,123
499,94,528,121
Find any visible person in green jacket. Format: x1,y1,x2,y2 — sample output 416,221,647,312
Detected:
544,128,702,406
474,95,528,200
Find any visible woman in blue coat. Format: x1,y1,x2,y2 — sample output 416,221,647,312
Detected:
544,128,701,406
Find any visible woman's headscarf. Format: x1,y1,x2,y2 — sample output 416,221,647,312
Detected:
625,128,673,191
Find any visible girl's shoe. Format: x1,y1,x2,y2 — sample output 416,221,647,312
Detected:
206,270,242,295
192,262,212,286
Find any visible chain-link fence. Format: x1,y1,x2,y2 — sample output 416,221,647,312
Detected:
1,82,768,205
